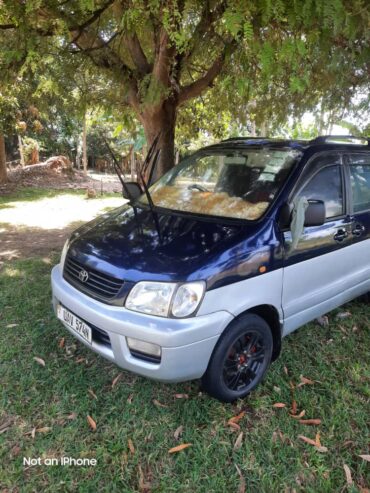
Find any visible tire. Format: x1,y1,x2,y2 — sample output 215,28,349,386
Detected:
202,313,273,403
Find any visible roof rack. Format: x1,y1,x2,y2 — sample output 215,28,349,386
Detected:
221,136,270,142
310,135,370,145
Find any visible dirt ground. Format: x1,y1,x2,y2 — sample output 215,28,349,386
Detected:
0,161,126,262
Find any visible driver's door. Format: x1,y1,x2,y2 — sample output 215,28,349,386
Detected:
282,153,353,335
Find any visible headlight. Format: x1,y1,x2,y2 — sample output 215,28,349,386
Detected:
126,281,176,317
60,239,70,269
171,282,205,318
125,281,205,318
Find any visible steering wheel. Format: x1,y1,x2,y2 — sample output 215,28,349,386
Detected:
188,183,209,192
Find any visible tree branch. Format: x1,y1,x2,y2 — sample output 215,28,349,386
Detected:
0,24,15,30
178,46,230,105
70,0,115,43
152,28,175,87
124,33,151,75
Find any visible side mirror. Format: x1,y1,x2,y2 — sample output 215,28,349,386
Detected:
304,200,326,227
122,182,143,200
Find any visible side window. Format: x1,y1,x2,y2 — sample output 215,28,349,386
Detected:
348,154,370,213
299,165,344,219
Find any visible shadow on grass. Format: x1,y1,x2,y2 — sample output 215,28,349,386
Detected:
0,221,84,261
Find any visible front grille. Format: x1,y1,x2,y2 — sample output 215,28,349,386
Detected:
64,255,124,302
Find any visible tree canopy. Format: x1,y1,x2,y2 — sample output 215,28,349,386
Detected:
1,0,369,179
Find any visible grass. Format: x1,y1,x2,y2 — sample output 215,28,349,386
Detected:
0,257,369,492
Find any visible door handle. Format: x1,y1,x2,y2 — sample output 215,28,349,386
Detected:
352,223,365,237
333,229,348,242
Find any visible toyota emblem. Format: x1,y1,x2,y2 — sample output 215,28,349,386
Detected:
78,269,89,283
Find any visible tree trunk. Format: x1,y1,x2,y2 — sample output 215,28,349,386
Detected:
18,135,25,166
0,134,8,184
142,102,176,182
130,145,135,181
82,110,88,175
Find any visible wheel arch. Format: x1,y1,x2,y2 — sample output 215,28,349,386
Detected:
234,304,282,361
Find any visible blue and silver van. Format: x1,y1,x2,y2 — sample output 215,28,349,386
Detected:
51,136,370,402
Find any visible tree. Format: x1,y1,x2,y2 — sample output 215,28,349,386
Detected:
1,1,369,177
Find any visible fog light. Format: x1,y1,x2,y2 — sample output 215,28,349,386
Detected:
126,337,161,359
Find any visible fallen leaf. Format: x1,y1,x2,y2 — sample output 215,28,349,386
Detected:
343,464,353,486
138,464,152,492
290,410,306,419
359,455,370,462
336,311,351,319
316,315,329,327
36,427,51,433
291,400,298,415
75,357,85,364
298,435,317,446
174,393,189,399
352,325,358,332
315,432,321,447
33,357,45,367
235,464,246,493
297,376,315,387
174,425,184,440
289,380,295,390
67,412,77,420
153,399,168,408
128,439,135,454
272,403,286,408
6,323,18,328
298,419,322,426
11,445,21,457
59,337,65,348
228,411,246,426
127,394,134,404
233,432,243,451
88,389,97,400
228,422,241,431
358,488,370,493
111,374,122,388
168,443,192,454
87,415,97,431
273,386,281,393
0,419,13,432
284,366,289,375
31,427,36,439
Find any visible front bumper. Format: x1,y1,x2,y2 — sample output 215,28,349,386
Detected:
51,265,234,382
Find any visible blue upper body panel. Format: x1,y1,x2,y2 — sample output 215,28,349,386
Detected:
67,139,370,291
68,204,283,290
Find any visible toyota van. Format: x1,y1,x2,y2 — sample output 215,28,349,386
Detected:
51,136,370,402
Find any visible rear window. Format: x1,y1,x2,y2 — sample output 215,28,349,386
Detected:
348,154,370,213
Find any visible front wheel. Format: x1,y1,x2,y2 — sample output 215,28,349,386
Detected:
202,314,273,402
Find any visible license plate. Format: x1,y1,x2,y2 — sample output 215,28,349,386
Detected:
57,305,92,345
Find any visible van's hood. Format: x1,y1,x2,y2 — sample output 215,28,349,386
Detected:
67,204,280,289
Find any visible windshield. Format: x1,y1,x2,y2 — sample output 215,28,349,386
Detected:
140,148,301,220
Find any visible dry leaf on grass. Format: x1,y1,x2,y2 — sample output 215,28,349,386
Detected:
168,443,192,454
284,366,289,375
31,427,36,439
152,399,168,408
235,464,246,493
36,427,51,433
111,374,122,388
228,422,241,431
75,357,85,364
290,410,306,419
88,389,97,400
297,376,315,387
272,403,286,408
359,455,370,462
233,432,243,451
6,323,18,328
298,435,317,446
298,434,327,452
174,393,189,399
33,357,45,367
336,311,351,319
67,412,77,420
127,394,134,404
87,415,97,431
174,425,184,440
128,439,135,454
59,337,65,348
343,464,353,486
291,400,298,415
298,419,322,426
228,411,246,427
316,315,329,327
